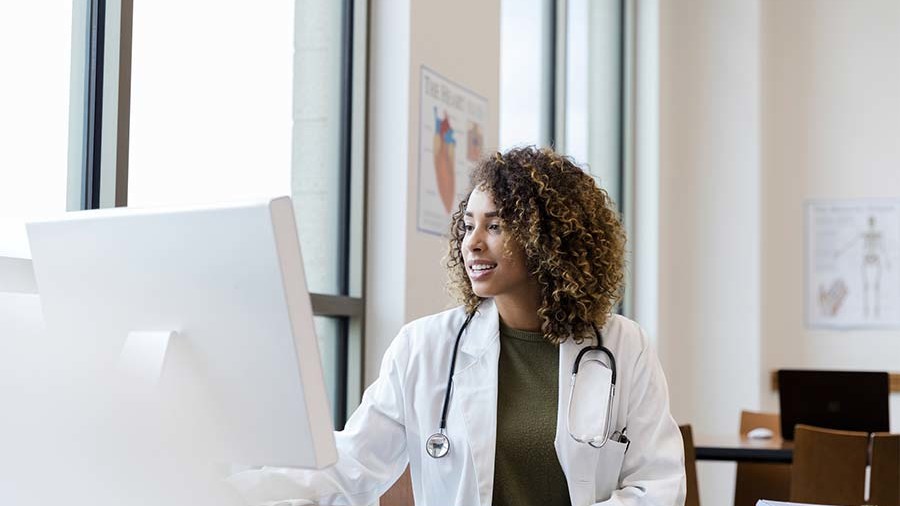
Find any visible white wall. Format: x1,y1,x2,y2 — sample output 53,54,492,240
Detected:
760,0,900,419
367,0,412,388
655,1,900,504
658,0,762,431
366,0,500,385
657,1,762,504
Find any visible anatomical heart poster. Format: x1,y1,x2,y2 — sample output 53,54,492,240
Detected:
806,199,900,329
417,66,488,236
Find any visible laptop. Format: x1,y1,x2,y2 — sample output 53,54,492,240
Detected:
778,369,889,440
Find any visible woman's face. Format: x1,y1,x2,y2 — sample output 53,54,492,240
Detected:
461,187,534,302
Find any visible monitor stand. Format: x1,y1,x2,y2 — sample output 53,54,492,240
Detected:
118,330,178,383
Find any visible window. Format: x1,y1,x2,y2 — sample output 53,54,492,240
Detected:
499,0,625,207
499,0,555,150
127,2,293,208
77,0,367,428
0,3,76,258
564,0,624,207
500,0,631,313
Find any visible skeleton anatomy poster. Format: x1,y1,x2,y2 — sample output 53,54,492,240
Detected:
417,66,488,236
806,199,900,329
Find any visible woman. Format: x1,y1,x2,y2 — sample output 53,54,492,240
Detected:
230,147,685,506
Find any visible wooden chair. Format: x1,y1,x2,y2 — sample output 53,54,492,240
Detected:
381,465,414,506
680,424,701,506
734,411,791,506
870,432,900,506
789,424,868,505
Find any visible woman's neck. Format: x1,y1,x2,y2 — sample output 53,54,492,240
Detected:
494,293,542,332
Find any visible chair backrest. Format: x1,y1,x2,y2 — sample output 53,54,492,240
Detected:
679,424,700,506
870,432,900,506
790,424,869,505
739,410,781,437
734,411,790,506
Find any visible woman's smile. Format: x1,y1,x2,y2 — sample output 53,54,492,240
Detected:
467,259,498,280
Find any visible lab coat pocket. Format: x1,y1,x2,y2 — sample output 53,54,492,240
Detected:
594,439,627,498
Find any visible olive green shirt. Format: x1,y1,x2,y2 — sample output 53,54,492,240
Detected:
492,321,571,506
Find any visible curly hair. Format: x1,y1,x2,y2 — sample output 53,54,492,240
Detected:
446,146,627,344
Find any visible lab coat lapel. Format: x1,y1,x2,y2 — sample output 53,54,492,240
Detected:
454,299,500,506
556,335,601,506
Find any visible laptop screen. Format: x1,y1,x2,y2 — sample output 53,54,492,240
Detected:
778,369,890,440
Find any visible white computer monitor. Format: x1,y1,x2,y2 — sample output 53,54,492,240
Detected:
20,196,337,505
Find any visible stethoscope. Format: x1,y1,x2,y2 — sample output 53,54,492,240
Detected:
425,313,617,459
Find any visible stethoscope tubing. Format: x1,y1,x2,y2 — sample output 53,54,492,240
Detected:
566,324,617,448
438,310,476,432
428,313,617,458
572,324,616,382
425,310,476,459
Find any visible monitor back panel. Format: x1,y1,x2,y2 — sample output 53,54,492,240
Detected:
27,198,336,469
778,369,889,440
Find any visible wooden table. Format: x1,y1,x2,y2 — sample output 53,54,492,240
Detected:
694,434,793,463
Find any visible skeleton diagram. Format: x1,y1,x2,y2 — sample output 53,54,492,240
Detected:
836,216,891,318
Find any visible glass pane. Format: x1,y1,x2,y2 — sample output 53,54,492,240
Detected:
346,315,363,416
314,316,341,425
127,0,357,425
291,0,346,295
499,0,554,150
128,0,347,297
0,3,74,257
566,0,622,205
127,2,293,207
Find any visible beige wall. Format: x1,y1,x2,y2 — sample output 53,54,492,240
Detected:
366,0,500,386
405,0,501,323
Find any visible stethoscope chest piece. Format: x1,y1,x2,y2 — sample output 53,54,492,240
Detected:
426,431,450,458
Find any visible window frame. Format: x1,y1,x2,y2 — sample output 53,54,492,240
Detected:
70,0,367,429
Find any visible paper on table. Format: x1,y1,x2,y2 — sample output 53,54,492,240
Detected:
757,501,842,506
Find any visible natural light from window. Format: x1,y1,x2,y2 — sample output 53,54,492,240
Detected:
0,3,72,258
127,1,293,209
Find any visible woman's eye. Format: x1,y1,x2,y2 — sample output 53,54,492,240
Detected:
488,223,501,232
462,223,474,232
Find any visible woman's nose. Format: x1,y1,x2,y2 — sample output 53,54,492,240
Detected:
465,228,485,252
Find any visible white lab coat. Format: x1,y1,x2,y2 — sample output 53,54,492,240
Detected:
229,299,686,506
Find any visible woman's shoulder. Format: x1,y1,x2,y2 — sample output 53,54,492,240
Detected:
400,299,496,352
385,304,478,376
601,313,651,354
401,305,470,342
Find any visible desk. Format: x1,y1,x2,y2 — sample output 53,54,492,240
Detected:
695,434,793,463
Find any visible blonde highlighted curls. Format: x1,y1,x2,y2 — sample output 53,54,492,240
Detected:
446,146,627,344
